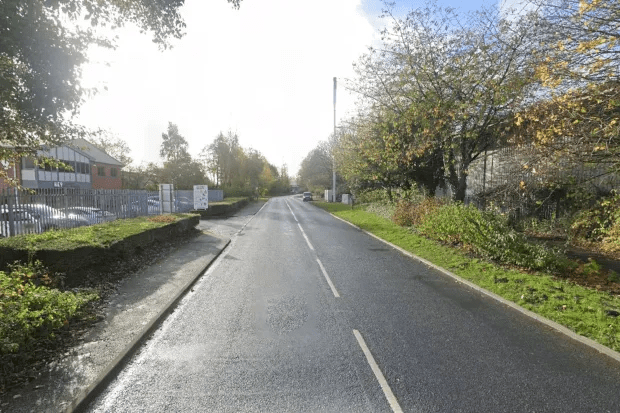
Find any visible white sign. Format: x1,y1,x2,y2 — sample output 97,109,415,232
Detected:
194,185,209,210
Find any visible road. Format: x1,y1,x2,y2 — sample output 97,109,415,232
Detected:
86,196,620,412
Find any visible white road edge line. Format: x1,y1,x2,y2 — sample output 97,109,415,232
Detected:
325,210,620,365
317,258,340,298
353,330,404,413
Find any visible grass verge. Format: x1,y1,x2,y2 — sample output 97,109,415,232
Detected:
208,197,250,206
0,213,197,251
315,202,620,352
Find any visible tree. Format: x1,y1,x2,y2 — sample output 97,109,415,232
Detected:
158,122,206,188
201,131,242,188
346,1,539,201
0,0,241,185
122,162,160,189
298,142,334,193
160,122,190,163
335,112,444,199
508,0,620,191
91,134,133,166
527,0,620,86
161,159,207,190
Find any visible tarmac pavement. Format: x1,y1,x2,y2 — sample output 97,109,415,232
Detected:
0,201,266,413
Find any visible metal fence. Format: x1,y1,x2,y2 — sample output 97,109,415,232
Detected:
0,188,199,238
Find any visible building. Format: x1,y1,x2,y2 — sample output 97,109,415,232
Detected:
2,138,123,190
71,139,123,190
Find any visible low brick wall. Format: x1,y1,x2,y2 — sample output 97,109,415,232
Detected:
0,215,199,287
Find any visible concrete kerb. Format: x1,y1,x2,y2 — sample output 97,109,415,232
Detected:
67,234,231,413
323,209,620,365
68,200,269,412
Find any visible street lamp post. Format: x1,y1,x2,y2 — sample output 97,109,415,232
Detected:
333,77,337,203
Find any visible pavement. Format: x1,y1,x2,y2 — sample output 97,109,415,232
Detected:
0,201,266,413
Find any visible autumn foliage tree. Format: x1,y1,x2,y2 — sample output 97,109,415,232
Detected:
201,131,287,196
345,1,538,201
511,0,620,192
0,0,242,186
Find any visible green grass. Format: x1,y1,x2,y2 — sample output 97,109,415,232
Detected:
208,197,250,206
315,201,620,352
0,213,197,251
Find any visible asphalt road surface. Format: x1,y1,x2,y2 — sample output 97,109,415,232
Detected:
86,196,620,412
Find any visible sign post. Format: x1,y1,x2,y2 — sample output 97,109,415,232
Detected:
193,185,209,210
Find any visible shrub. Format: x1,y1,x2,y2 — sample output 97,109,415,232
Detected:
0,262,98,354
418,202,568,273
570,191,620,242
355,189,393,204
392,197,444,227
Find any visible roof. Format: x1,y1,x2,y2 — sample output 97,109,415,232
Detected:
68,138,123,167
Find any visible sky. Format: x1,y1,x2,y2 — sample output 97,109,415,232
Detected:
76,0,496,177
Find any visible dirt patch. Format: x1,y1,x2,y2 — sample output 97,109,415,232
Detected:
529,236,620,295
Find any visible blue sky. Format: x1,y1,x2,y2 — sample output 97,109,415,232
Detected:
76,0,498,176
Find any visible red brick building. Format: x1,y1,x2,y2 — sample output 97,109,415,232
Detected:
1,138,123,190
74,139,123,190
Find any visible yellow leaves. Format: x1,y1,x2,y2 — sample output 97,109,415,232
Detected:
579,0,602,15
519,180,527,190
515,113,524,126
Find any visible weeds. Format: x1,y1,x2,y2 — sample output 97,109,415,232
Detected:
0,262,98,354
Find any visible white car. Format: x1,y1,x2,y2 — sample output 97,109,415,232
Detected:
0,206,42,237
19,204,90,231
63,207,117,225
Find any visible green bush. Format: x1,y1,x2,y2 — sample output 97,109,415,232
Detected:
570,191,620,255
0,262,98,354
417,203,568,273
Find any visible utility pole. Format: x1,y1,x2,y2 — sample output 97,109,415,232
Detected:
333,77,337,203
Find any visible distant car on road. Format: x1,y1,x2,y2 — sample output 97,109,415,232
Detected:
0,205,42,237
303,192,313,202
63,207,117,225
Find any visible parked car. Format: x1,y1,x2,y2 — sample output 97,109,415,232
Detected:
19,204,90,231
63,207,117,225
303,192,313,202
126,198,160,216
0,205,42,237
175,197,193,212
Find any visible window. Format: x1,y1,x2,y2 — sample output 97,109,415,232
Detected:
77,162,88,174
22,157,35,169
98,166,105,176
111,168,118,177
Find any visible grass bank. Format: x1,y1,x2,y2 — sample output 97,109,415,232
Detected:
315,201,620,353
0,213,196,251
